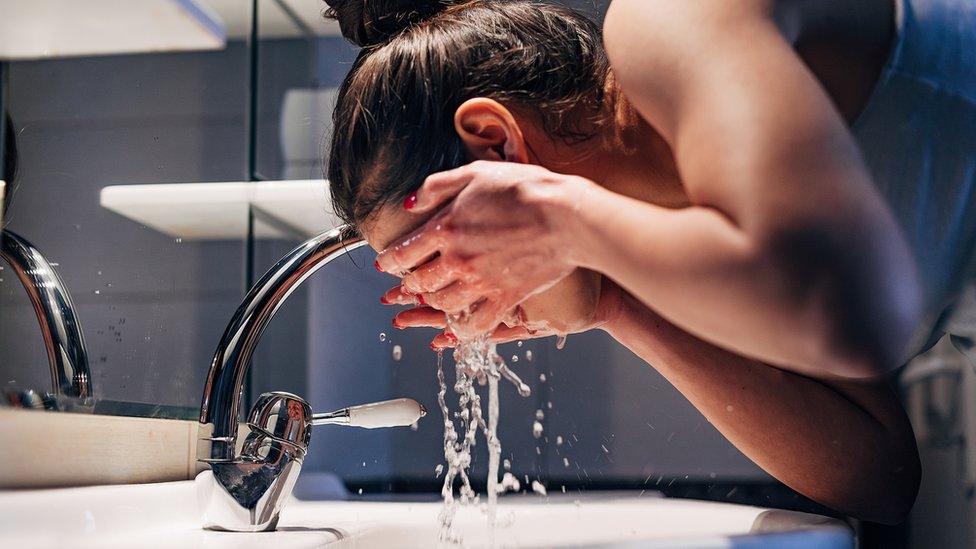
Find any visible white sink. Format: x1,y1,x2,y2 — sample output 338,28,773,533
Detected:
0,481,853,548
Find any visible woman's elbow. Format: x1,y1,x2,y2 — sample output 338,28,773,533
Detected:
850,449,921,525
761,224,923,379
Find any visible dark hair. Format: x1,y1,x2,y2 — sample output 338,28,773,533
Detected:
324,0,611,226
2,113,16,217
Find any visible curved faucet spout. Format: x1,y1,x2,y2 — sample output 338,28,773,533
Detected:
199,225,367,461
0,230,91,399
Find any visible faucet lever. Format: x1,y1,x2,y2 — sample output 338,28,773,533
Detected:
313,398,427,429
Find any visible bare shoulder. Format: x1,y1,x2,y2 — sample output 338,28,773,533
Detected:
602,0,784,136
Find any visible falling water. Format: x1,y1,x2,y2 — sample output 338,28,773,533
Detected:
435,331,532,543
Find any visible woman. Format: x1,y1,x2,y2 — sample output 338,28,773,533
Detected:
320,0,976,522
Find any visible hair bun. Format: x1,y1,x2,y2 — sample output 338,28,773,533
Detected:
324,0,453,47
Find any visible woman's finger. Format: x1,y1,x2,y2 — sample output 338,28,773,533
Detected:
380,285,418,306
431,323,550,350
488,325,536,344
422,280,482,315
393,307,448,329
409,163,480,214
450,298,511,338
401,255,458,295
375,220,446,274
431,331,459,349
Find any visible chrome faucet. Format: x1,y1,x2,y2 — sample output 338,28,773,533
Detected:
196,225,425,532
0,220,91,401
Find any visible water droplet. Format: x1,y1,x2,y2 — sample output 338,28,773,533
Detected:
556,335,567,350
516,341,523,348
539,373,547,383
726,405,734,412
531,481,547,496
563,457,570,468
93,289,101,295
503,459,511,471
547,401,552,409
392,344,403,361
435,464,444,477
511,354,519,363
556,436,564,446
561,485,567,493
532,421,543,439
357,488,363,495
601,444,609,454
175,237,182,243
525,350,533,362
535,409,545,421
379,332,387,342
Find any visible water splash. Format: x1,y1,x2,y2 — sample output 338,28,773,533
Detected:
435,328,531,543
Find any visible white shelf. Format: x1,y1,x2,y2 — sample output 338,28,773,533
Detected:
100,180,342,241
0,0,226,60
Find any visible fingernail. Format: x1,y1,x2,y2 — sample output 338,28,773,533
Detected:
429,341,441,351
403,192,418,210
445,332,458,343
392,317,404,329
417,294,426,306
380,295,390,304
374,259,383,272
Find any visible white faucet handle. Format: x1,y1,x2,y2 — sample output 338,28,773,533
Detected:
313,398,427,429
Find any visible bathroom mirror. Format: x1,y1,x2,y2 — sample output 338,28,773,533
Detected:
0,0,254,419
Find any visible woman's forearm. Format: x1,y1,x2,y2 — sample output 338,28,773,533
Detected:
565,181,916,379
601,289,920,524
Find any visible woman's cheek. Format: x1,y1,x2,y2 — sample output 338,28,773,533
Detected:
519,269,602,333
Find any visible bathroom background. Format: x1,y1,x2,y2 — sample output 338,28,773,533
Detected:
0,1,972,548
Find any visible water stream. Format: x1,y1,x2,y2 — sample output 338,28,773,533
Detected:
435,334,531,543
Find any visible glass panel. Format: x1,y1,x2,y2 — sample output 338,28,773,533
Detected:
0,1,253,416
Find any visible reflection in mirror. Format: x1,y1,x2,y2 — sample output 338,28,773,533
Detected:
0,1,252,418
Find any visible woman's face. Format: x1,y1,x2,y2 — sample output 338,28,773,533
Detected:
357,100,688,336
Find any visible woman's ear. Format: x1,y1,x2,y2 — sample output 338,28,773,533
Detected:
454,98,530,163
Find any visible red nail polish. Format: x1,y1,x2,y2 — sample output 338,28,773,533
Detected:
417,294,426,305
380,295,390,304
393,317,405,329
374,259,383,272
445,332,458,343
403,193,418,210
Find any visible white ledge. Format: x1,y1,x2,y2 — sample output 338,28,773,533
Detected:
0,0,226,60
100,180,341,241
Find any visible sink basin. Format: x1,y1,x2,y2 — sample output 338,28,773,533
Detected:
0,481,853,548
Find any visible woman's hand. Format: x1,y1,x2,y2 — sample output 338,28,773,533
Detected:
375,161,595,338
384,269,619,349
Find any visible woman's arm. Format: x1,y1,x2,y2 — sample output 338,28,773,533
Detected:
587,0,922,377
600,283,920,524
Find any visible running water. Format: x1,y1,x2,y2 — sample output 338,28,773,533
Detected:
435,331,531,543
